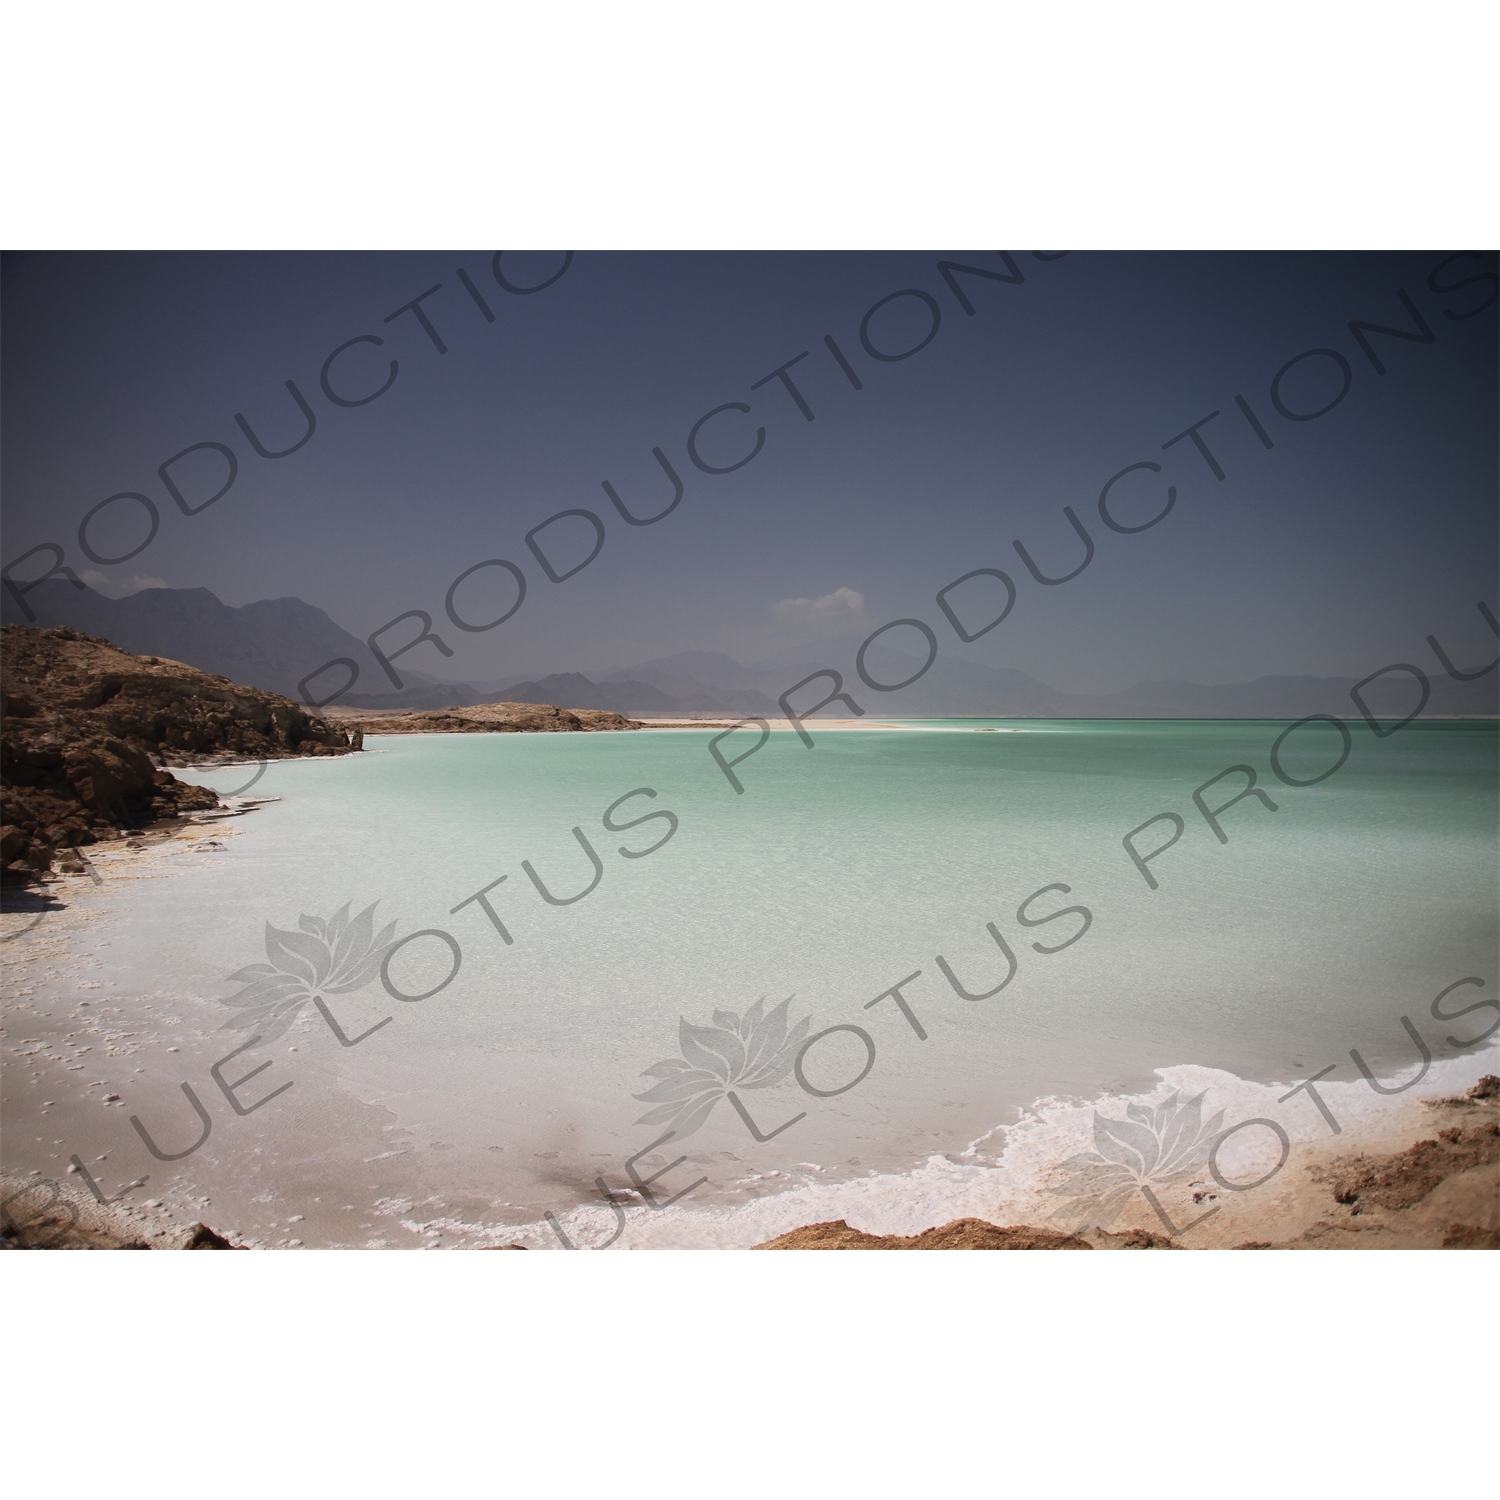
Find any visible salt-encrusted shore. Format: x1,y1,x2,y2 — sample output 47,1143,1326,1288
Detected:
6,1061,1493,1249
755,1078,1499,1250
494,1052,1498,1251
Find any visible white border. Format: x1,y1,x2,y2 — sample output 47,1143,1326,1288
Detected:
2,2,1496,248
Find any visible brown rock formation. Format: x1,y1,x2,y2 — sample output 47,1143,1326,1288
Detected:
329,702,640,734
1331,1120,1500,1213
1440,1074,1500,1105
1439,1223,1500,1248
182,1223,243,1249
0,1172,245,1249
2,624,353,886
755,1217,1093,1249
1090,1227,1179,1249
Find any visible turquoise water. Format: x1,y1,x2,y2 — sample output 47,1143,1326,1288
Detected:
7,718,1495,1242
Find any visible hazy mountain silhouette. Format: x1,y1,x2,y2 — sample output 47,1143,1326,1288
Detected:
5,582,1494,718
1,580,455,701
487,672,681,715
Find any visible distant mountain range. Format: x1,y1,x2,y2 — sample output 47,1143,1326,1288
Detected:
5,581,1495,719
3,582,394,701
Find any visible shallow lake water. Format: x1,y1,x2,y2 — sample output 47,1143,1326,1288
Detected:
3,718,1495,1247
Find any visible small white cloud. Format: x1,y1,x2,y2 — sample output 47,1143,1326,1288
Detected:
81,571,168,599
770,586,866,623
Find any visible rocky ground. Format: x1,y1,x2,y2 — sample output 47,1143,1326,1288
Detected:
1,624,355,887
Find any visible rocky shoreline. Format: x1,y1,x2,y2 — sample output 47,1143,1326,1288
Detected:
324,702,641,734
1,625,360,888
1,625,662,888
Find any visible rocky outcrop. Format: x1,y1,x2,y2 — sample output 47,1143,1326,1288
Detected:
1440,1074,1500,1104
1331,1120,1500,1213
332,702,640,735
1439,1223,1500,1248
0,1171,245,1249
1090,1227,1178,1248
2,624,354,886
755,1217,1094,1249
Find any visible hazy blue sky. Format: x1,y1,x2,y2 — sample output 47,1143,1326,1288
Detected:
3,250,1495,696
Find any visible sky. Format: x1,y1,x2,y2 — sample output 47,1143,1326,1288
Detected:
3,250,1496,697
